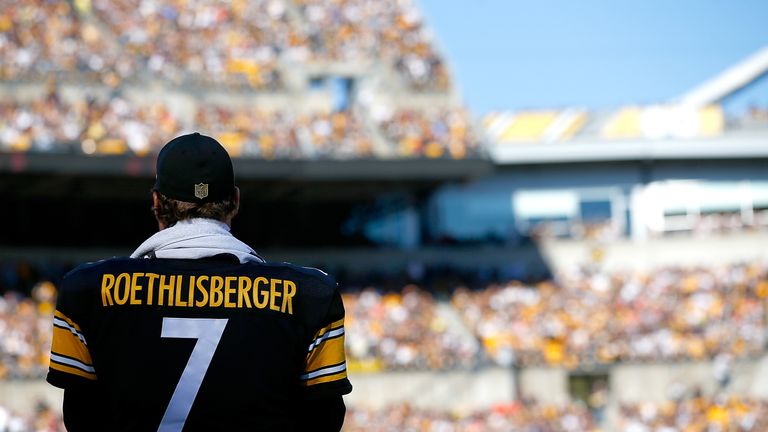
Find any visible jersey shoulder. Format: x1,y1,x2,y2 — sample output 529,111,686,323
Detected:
277,262,336,285
251,262,340,324
253,261,337,290
63,257,140,285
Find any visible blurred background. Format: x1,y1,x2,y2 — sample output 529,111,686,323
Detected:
1,0,768,430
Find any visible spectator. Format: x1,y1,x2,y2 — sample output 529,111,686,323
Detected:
344,286,478,370
617,396,768,432
453,262,768,367
344,402,598,432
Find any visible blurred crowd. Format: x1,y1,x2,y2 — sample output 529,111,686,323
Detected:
7,396,768,431
0,0,117,84
0,286,54,380
453,262,768,367
0,261,66,381
295,0,450,90
686,210,768,236
0,91,178,154
2,260,768,376
0,0,477,160
617,396,768,432
0,402,63,432
377,108,480,159
343,402,598,432
1,0,451,90
0,91,480,159
91,0,299,89
2,259,768,429
529,220,623,242
196,105,373,159
344,286,478,371
344,396,768,432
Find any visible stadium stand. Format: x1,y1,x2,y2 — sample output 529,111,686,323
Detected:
375,108,480,158
294,0,451,90
3,0,768,429
453,263,768,367
0,0,117,83
0,402,63,432
195,105,374,158
91,0,298,89
0,91,179,154
0,88,484,158
482,104,726,145
344,401,598,432
0,0,475,160
3,259,766,381
616,396,768,431
344,286,478,371
0,282,55,380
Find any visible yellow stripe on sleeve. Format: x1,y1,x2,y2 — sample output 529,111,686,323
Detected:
50,310,96,379
54,310,84,332
312,319,344,340
51,326,93,364
305,336,346,373
302,317,348,386
49,361,97,380
303,371,348,387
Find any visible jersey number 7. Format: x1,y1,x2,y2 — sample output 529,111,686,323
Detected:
157,317,228,432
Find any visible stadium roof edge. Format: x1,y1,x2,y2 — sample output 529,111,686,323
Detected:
488,132,768,164
676,46,768,106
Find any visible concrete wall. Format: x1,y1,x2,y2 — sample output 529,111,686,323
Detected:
540,232,768,273
0,380,63,415
5,356,768,417
346,367,514,410
517,367,569,404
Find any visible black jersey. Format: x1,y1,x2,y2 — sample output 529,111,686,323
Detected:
47,255,352,431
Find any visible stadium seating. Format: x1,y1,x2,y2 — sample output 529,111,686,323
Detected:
482,103,729,145
344,402,598,431
601,106,643,140
453,263,768,367
3,259,766,380
0,402,62,432
344,286,478,371
617,396,768,431
0,0,473,161
0,94,180,155
0,91,486,159
376,108,481,158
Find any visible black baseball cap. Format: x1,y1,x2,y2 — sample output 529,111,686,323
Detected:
154,132,235,203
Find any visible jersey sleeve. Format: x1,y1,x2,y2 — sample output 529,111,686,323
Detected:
47,270,98,388
300,285,353,398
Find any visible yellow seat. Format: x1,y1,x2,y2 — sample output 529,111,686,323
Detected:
698,105,724,136
217,131,245,157
499,111,558,142
96,138,127,155
601,107,642,139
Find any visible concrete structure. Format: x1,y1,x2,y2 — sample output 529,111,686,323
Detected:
10,356,768,423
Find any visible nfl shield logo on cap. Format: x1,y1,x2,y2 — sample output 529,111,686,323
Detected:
194,183,209,199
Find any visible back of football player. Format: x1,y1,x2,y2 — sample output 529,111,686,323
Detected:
47,133,351,431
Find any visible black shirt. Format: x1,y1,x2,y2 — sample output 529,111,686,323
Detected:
47,255,352,431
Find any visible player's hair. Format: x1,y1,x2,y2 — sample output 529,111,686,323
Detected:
152,190,237,227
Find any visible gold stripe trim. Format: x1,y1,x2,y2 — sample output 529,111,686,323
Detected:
49,362,97,380
54,310,84,332
312,318,345,340
51,327,94,365
303,371,347,386
306,336,346,371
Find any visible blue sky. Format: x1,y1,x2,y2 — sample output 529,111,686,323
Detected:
417,0,768,115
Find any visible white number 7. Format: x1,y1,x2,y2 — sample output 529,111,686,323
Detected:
157,317,228,432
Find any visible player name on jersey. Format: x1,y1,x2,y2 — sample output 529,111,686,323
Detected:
100,273,296,313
